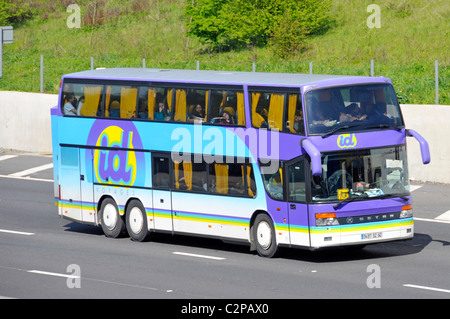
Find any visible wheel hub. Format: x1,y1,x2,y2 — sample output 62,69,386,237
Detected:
103,203,118,230
129,207,144,234
256,221,272,250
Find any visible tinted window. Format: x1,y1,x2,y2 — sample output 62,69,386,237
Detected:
174,160,207,192
288,159,306,202
62,83,103,117
305,84,403,135
250,91,304,135
153,155,170,189
311,146,409,202
105,84,138,118
261,165,284,200
209,89,245,125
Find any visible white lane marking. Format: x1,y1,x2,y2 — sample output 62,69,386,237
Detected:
9,163,53,177
0,229,35,236
2,266,163,293
414,217,450,224
404,284,450,294
0,155,18,162
27,270,79,279
173,252,226,260
435,210,450,221
0,174,53,183
410,185,423,192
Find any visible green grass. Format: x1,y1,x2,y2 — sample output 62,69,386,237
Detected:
0,0,448,104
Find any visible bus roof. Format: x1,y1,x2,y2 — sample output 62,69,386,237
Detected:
63,68,389,88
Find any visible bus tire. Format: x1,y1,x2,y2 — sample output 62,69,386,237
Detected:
253,214,278,258
99,198,126,238
126,199,150,242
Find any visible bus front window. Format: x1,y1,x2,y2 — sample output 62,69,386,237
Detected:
305,84,403,136
311,145,409,202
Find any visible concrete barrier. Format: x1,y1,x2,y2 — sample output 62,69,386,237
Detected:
0,91,57,154
400,104,450,184
0,91,449,183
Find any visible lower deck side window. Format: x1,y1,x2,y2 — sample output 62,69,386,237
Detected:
153,154,256,197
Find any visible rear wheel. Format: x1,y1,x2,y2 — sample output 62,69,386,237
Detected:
126,199,150,242
99,198,126,238
253,214,278,258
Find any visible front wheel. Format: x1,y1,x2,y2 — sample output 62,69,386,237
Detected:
126,199,150,242
253,214,278,258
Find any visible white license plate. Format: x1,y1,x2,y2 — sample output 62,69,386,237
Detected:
361,232,382,240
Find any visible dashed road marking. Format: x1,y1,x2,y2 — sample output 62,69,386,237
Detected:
9,163,53,178
435,210,450,222
414,217,450,224
0,229,35,236
173,252,226,260
27,270,79,279
404,284,450,294
0,155,18,162
0,174,53,182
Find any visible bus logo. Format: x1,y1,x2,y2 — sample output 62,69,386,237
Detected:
94,126,137,185
337,134,357,149
87,121,145,187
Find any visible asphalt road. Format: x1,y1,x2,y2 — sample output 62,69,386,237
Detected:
1,152,449,304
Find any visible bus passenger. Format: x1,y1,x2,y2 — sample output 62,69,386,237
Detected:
217,110,234,125
76,96,85,116
63,94,77,116
340,103,367,122
294,110,304,133
155,102,171,121
311,105,331,125
137,100,148,119
188,104,205,123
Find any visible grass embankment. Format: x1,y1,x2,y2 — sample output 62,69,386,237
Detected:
0,0,448,104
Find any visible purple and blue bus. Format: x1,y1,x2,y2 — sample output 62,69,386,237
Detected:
51,68,430,257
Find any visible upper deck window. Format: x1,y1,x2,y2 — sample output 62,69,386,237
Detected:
305,84,403,136
209,89,245,126
62,83,104,116
250,91,305,135
61,79,246,126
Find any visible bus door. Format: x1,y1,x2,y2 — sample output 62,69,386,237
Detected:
59,147,81,221
79,148,95,224
286,158,310,247
59,147,95,223
58,147,82,222
151,154,173,232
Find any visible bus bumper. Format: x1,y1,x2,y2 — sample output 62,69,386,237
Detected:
309,218,414,249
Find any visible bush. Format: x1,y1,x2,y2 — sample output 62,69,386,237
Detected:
185,0,333,54
0,0,33,26
269,9,307,58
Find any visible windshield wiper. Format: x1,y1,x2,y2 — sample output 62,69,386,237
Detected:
333,194,368,209
365,123,402,131
333,193,409,209
379,193,409,201
321,123,361,138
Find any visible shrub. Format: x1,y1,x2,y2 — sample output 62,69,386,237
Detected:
185,0,333,54
0,0,33,26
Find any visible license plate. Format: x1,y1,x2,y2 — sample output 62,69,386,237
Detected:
361,232,382,240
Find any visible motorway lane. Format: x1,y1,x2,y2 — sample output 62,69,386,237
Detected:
1,153,450,300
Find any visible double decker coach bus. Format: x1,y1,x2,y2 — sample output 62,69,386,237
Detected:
51,68,430,257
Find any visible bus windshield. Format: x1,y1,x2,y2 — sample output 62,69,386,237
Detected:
305,84,403,136
311,145,409,203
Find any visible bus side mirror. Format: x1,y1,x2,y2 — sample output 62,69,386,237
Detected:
406,129,430,165
301,139,322,176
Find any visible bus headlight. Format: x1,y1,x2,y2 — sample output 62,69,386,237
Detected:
316,213,339,226
400,205,413,218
